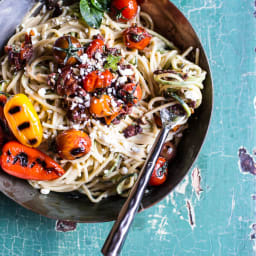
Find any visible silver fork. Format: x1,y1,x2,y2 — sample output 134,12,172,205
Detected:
101,109,185,256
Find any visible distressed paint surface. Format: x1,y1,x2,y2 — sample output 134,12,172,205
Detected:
0,0,255,255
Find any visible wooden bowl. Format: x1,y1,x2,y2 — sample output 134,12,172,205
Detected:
0,0,213,222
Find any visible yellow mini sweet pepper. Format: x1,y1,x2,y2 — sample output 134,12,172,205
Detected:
4,94,43,148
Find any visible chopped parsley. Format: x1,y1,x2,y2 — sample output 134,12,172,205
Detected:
104,54,121,71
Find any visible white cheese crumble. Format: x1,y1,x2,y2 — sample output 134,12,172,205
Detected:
120,167,128,175
131,146,140,153
118,67,134,76
117,76,127,85
184,90,199,101
38,88,46,97
80,54,89,64
40,189,50,195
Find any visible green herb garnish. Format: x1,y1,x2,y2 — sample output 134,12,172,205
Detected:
104,54,121,71
79,0,110,29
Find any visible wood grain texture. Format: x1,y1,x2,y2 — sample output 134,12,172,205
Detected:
0,0,255,255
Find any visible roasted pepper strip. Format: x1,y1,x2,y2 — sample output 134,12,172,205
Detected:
4,94,43,147
0,141,65,180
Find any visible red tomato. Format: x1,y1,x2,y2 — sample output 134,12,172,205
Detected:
83,70,113,92
149,157,168,186
123,25,151,50
111,0,138,22
86,39,104,58
119,83,142,106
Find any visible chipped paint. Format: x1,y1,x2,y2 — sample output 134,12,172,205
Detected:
186,200,195,229
55,220,77,232
238,147,256,175
191,167,203,199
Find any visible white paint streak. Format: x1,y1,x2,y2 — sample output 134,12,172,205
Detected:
228,189,235,226
175,175,189,194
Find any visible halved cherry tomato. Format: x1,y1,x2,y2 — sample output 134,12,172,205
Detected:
119,83,142,106
89,95,113,118
83,70,113,92
123,25,151,50
149,157,168,186
53,36,82,65
86,39,104,58
0,141,65,180
56,129,91,160
89,95,121,125
104,105,122,125
111,0,138,22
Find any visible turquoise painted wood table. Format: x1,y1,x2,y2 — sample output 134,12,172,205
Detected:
0,0,255,255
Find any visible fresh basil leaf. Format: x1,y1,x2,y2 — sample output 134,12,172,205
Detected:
80,0,103,29
104,55,122,71
91,0,104,12
99,0,111,10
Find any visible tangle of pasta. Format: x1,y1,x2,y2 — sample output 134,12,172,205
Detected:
0,2,206,203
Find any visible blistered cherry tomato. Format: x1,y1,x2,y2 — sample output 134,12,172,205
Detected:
53,36,82,65
83,70,113,92
111,0,138,22
123,25,151,50
89,95,113,118
56,129,91,160
160,141,176,161
119,83,142,106
86,39,104,58
149,157,168,186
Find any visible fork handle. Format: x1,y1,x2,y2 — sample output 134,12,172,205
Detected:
101,127,170,256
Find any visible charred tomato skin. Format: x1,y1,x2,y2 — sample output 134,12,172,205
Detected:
56,129,91,160
83,70,113,92
86,39,104,58
119,83,142,106
123,25,152,50
53,36,82,65
149,157,168,186
111,0,138,22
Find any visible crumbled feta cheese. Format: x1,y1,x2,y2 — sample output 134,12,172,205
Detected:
119,67,134,76
74,97,84,103
72,124,80,130
95,52,102,60
131,146,140,153
38,88,46,97
80,68,85,76
120,167,128,175
110,98,117,108
58,68,62,73
80,54,88,64
40,189,50,195
184,90,199,101
117,76,127,85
